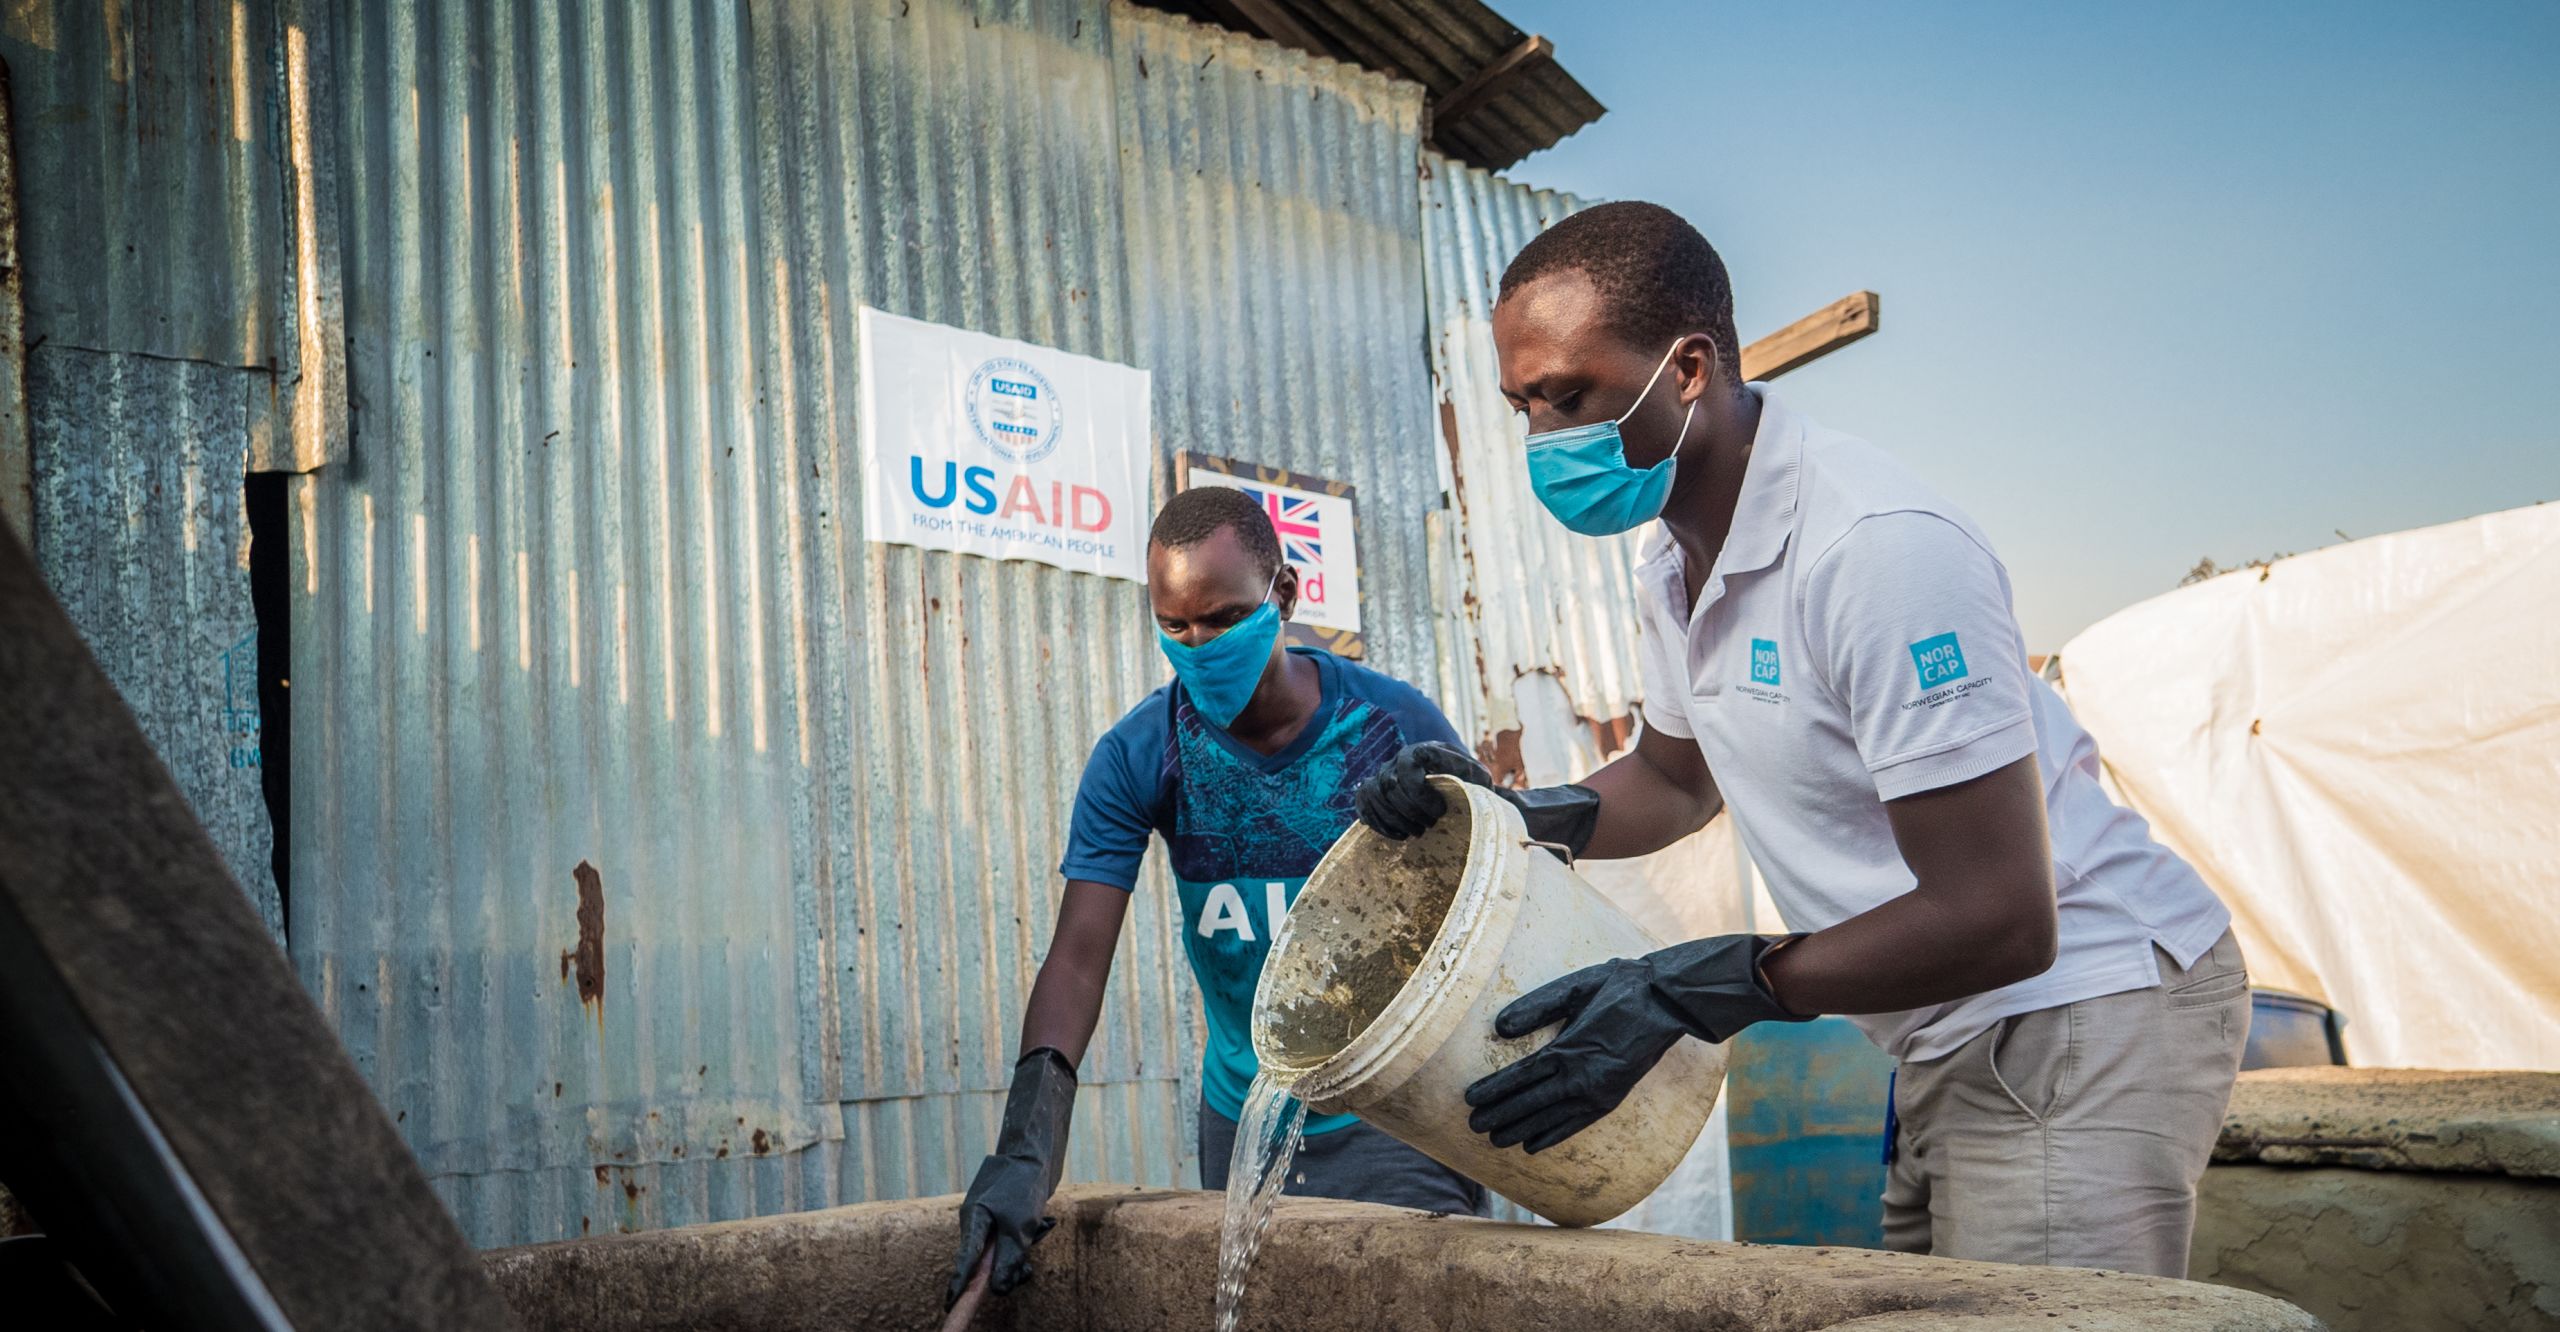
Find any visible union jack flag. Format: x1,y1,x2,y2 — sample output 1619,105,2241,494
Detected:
1239,485,1322,565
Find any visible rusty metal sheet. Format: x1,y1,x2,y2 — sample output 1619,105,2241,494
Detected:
1115,3,1442,691
0,510,514,1332
1418,153,1657,755
3,0,1726,1257
0,0,283,368
247,0,349,474
1133,0,1607,171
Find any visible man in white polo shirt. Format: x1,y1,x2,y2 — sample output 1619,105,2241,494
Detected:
1355,201,2247,1277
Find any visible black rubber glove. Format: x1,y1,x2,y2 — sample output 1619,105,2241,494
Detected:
1463,935,1810,1154
1354,740,1601,860
949,1047,1078,1305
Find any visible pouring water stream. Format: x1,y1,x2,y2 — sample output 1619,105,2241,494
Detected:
1211,1070,1310,1332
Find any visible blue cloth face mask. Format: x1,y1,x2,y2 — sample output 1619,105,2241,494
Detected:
1157,569,1283,728
1524,340,1699,536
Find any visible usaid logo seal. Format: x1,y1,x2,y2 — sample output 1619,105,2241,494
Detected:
964,358,1064,464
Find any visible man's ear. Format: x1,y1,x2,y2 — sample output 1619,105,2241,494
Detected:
1676,333,1721,404
1276,564,1300,620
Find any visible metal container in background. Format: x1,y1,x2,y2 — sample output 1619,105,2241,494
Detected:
1724,988,2349,1248
2243,989,2349,1070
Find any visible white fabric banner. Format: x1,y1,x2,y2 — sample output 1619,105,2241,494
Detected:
2056,503,2560,1071
858,306,1152,582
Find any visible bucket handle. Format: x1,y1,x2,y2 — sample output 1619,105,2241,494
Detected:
1522,838,1575,867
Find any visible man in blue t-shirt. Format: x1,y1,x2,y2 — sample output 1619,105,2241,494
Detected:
946,486,1487,1306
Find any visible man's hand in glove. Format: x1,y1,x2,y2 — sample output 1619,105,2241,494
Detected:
950,1047,1078,1304
1353,741,1601,861
1463,935,1810,1154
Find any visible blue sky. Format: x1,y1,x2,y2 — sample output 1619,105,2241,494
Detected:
1498,0,2559,648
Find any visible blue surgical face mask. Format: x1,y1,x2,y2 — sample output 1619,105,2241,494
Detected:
1524,340,1698,536
1157,569,1283,728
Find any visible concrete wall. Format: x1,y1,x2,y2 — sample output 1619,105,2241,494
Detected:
2190,1068,2560,1332
487,1184,2322,1332
2193,1165,2557,1332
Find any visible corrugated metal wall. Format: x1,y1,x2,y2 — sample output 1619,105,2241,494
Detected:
281,0,1437,1246
26,346,283,933
1118,9,1440,687
1418,153,1656,753
0,0,281,369
13,0,1629,1252
4,0,290,932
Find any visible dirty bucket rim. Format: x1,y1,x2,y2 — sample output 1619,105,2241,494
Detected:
1251,778,1524,1109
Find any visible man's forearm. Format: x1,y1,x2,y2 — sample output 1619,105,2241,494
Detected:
1018,953,1114,1066
1016,878,1131,1066
1759,879,2057,1015
1579,746,1723,859
1763,755,2059,1016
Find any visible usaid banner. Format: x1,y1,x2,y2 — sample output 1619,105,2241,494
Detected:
858,306,1152,583
1180,452,1365,658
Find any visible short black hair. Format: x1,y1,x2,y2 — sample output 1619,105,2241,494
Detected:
1498,201,1741,384
1150,485,1282,582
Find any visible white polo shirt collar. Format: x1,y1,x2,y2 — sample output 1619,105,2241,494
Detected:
1640,384,1801,623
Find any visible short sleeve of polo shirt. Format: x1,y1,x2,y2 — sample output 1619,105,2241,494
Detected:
1057,699,1169,891
1803,511,2037,801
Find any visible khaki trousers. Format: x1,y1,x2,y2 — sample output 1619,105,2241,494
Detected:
1882,929,2250,1277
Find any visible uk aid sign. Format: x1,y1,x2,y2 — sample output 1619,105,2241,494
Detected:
1180,453,1364,655
858,306,1151,583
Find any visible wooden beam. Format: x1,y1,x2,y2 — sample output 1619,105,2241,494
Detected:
1740,290,1881,381
1430,34,1553,133
1197,0,1335,62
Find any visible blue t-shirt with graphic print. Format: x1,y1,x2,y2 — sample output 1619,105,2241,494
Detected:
1060,647,1465,1135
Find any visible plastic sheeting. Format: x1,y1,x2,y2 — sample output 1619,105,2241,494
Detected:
2055,503,2560,1071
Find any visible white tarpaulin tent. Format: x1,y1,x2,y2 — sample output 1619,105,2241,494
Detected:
2056,503,2560,1071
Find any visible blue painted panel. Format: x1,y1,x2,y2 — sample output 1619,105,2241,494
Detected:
1725,1016,1895,1248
